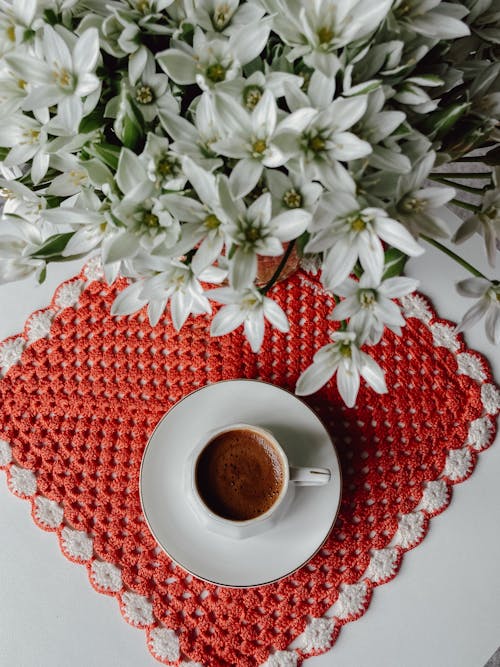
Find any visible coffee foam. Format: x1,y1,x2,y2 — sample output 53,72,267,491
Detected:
195,428,285,521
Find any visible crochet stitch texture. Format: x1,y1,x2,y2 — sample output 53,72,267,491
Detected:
0,261,498,666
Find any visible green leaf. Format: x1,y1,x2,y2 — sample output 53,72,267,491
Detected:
78,110,104,134
89,142,120,170
37,266,47,284
30,232,75,259
382,248,408,279
419,102,471,140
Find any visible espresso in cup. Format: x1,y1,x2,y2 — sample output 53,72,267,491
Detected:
195,427,285,521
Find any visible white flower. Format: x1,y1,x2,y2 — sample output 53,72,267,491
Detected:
6,26,101,132
285,93,372,193
156,22,271,90
0,219,47,283
159,92,223,170
296,330,387,407
392,0,470,39
453,188,500,267
353,88,410,173
395,151,455,238
0,0,38,57
162,157,227,273
219,180,311,289
456,277,500,344
263,0,392,77
128,51,177,122
0,112,50,184
332,273,419,344
306,190,424,289
142,132,185,191
184,0,265,34
112,258,215,329
210,286,289,352
211,89,302,197
265,169,323,215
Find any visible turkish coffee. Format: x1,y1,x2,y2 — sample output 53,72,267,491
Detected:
195,427,285,521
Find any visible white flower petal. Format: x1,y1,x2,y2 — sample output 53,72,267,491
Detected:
211,304,246,336
156,49,196,84
375,216,424,257
229,158,263,198
263,298,289,332
296,359,336,396
272,208,310,242
244,311,265,352
337,363,361,408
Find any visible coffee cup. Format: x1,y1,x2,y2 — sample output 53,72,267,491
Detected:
185,423,331,539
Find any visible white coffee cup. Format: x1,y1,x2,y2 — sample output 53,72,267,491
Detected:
185,423,331,539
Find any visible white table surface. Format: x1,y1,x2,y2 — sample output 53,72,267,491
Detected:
0,209,499,667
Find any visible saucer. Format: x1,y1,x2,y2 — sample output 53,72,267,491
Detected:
140,380,342,588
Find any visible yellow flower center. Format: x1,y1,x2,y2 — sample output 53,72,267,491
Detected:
252,139,267,155
17,78,27,90
243,85,263,110
359,289,376,307
52,65,73,89
136,0,150,13
135,84,154,104
282,188,302,209
143,212,159,228
206,63,227,83
317,26,334,45
21,129,40,145
309,135,326,153
339,342,352,358
245,227,261,242
351,217,366,232
204,214,221,230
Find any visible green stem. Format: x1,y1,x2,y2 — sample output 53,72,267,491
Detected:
451,198,480,212
431,176,488,194
421,235,488,279
260,240,296,295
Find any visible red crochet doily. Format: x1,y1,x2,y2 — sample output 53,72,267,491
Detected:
0,258,498,667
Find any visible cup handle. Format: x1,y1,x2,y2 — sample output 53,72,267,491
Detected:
289,466,331,486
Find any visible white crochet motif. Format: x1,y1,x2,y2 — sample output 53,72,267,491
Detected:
83,256,104,282
149,627,180,662
444,448,473,482
26,311,53,343
421,480,448,513
0,337,25,372
9,465,37,496
467,416,493,450
482,384,500,415
395,511,425,548
54,280,84,308
364,547,399,583
0,439,12,466
91,560,122,592
456,353,487,381
261,650,298,667
122,592,154,627
400,294,432,323
430,322,460,351
332,582,368,620
301,617,335,652
34,496,64,528
61,527,93,561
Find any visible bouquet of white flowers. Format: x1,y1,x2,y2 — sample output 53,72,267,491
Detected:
0,0,499,407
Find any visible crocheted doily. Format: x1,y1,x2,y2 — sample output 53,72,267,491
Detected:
0,258,498,667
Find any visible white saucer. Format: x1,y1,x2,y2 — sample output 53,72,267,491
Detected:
140,380,342,588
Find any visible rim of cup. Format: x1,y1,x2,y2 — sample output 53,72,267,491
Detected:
191,423,290,527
